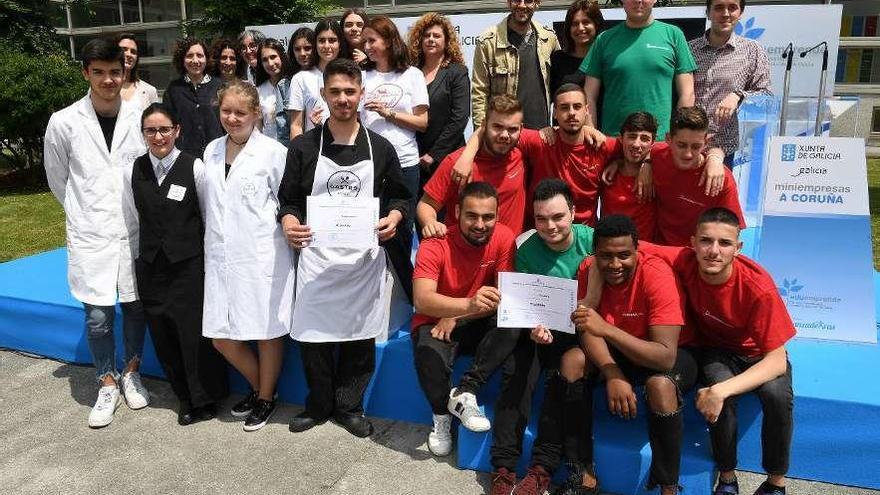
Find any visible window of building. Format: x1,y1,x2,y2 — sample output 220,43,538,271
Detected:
140,63,175,90
872,106,880,134
143,0,182,23
143,27,180,58
70,0,121,29
122,0,141,24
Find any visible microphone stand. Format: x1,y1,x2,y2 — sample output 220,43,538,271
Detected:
800,41,829,136
780,42,794,136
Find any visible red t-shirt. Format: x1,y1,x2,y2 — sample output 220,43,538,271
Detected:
650,143,746,246
600,173,658,243
639,242,797,357
411,223,516,330
576,253,691,345
424,147,527,235
518,130,618,227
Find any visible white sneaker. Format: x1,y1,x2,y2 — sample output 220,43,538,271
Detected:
121,371,149,410
447,387,491,432
88,385,121,428
428,414,453,456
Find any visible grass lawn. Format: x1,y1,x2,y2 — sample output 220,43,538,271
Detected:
0,188,65,263
2,158,880,266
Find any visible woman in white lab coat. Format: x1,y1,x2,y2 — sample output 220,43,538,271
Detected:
201,80,295,432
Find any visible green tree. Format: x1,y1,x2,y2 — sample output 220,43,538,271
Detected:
0,46,87,185
185,0,335,39
0,0,66,55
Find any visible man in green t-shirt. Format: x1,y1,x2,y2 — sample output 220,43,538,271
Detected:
500,179,599,494
580,0,696,139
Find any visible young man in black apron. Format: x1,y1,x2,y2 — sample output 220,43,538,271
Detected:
278,58,411,438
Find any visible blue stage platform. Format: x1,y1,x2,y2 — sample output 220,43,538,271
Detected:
1,245,878,492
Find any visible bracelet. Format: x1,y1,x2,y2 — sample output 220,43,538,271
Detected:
386,110,396,120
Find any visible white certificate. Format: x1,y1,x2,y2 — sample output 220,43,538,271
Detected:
497,272,578,334
307,195,380,249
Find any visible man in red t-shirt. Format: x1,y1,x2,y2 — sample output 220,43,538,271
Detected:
651,106,745,246
412,182,533,480
418,95,527,237
600,111,659,242
540,215,696,495
640,207,795,495
449,84,612,228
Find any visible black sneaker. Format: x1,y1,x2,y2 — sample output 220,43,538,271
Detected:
231,391,258,418
553,463,600,495
289,411,328,433
243,398,276,432
713,478,739,495
333,412,373,438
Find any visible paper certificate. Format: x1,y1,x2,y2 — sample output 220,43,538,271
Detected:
497,272,578,334
307,195,380,249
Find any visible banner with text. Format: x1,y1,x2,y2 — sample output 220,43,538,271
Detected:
759,137,875,343
254,3,841,99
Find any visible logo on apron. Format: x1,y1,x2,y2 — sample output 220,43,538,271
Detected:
327,171,362,197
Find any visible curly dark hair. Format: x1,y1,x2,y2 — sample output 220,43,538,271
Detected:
406,13,464,69
172,38,209,76
362,15,410,73
209,38,247,81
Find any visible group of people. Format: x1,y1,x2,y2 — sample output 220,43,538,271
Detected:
41,0,794,495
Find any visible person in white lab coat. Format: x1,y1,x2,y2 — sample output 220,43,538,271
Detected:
279,58,411,438
43,38,151,428
201,80,295,432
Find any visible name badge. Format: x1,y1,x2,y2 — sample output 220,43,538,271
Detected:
167,184,186,201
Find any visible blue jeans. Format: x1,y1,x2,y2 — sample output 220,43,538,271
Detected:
83,301,147,382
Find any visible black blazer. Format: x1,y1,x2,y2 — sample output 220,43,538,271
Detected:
416,63,470,168
163,76,224,158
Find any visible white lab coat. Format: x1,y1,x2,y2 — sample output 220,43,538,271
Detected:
201,129,295,340
43,94,146,306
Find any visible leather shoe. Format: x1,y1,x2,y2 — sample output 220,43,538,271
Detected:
177,403,195,426
193,403,217,422
333,412,373,438
289,412,327,433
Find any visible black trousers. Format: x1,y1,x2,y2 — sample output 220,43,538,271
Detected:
698,348,794,476
135,253,228,408
298,338,376,419
413,319,535,471
529,332,593,472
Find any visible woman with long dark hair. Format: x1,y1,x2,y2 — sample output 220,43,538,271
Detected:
117,33,159,110
407,13,469,187
287,27,315,75
164,38,224,158
341,8,369,65
209,38,247,83
550,0,604,96
255,38,294,146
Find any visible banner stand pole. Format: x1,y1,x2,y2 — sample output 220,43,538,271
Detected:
780,42,795,136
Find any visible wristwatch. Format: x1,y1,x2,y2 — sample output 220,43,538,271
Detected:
734,90,746,105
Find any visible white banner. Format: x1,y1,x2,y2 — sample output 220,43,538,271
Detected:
763,137,869,217
254,3,841,98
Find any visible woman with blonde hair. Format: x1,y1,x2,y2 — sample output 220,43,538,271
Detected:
407,13,470,187
201,81,295,432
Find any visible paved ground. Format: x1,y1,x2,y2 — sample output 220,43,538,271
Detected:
0,349,877,495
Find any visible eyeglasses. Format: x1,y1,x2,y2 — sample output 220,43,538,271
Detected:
143,126,175,137
510,0,538,5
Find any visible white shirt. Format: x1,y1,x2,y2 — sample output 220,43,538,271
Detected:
149,147,181,186
287,68,327,133
359,66,429,169
257,79,284,139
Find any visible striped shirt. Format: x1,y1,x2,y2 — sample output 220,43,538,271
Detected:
689,31,772,155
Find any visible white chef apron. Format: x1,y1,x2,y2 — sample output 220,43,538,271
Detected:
291,128,391,342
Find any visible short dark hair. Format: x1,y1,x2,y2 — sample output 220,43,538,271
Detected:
311,19,351,67
80,38,125,71
553,83,586,104
620,111,658,137
172,38,208,76
141,103,180,129
254,38,293,86
323,58,362,85
697,207,741,230
669,106,710,136
533,179,574,210
593,214,639,250
706,0,745,14
458,181,498,207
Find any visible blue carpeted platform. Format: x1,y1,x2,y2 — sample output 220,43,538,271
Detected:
1,247,879,492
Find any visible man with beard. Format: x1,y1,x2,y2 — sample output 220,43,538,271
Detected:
279,58,411,438
412,182,534,495
418,95,528,236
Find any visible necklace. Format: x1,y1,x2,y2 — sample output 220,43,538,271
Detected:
228,135,249,146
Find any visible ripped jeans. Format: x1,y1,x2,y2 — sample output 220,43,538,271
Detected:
83,301,146,382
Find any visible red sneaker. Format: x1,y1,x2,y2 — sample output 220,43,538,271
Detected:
512,465,551,495
491,467,517,495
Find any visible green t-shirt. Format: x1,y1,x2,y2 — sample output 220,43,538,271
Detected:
579,20,696,139
515,224,595,278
